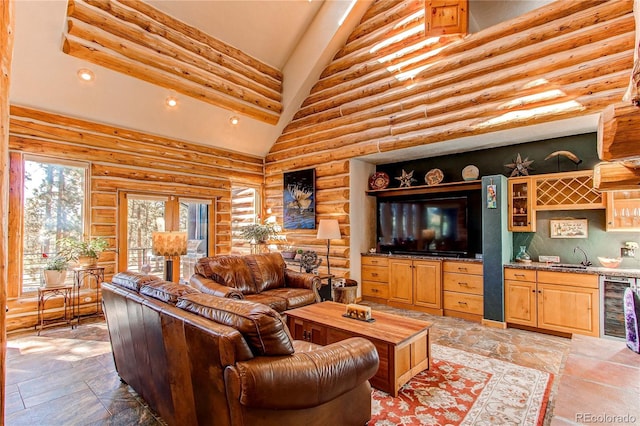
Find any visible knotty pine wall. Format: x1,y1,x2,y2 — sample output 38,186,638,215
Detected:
6,105,263,331
264,0,636,280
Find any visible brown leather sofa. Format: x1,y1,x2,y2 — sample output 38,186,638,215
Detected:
103,271,379,426
189,252,321,312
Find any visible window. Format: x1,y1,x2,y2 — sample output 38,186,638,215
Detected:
22,158,88,293
231,185,260,255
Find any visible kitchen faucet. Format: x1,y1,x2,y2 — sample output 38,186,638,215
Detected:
574,246,592,266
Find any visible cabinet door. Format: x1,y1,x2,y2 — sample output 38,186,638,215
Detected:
425,0,467,36
288,318,327,345
537,283,599,337
605,190,640,232
508,177,536,232
389,258,414,304
504,279,536,326
413,260,442,309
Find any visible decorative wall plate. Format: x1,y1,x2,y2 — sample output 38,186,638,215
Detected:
462,165,479,181
369,172,390,190
425,168,444,185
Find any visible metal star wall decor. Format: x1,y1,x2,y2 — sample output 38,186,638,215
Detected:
505,153,534,177
395,169,416,187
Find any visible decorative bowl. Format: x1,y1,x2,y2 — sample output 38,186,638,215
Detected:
597,256,622,268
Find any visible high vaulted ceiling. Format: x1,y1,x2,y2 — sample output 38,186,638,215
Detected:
9,0,553,158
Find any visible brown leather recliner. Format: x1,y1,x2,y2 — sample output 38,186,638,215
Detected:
190,252,321,312
103,271,379,426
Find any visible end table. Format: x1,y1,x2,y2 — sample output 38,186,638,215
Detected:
36,285,72,335
72,266,105,327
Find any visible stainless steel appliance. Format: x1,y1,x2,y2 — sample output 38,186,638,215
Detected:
599,275,638,339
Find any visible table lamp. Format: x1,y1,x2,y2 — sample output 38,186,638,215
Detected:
152,231,188,281
316,219,341,275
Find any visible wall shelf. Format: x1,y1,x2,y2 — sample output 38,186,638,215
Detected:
366,180,481,198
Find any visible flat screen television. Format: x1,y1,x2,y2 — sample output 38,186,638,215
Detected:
377,194,480,258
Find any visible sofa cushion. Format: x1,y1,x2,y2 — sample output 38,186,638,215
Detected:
176,293,294,356
265,288,317,310
195,256,257,295
243,293,288,313
244,253,286,293
111,271,162,292
140,281,201,305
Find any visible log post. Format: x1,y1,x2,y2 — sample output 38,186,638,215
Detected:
0,0,14,422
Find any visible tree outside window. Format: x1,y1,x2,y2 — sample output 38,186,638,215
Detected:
23,159,87,292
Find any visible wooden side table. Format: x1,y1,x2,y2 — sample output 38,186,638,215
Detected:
72,266,105,327
36,285,72,335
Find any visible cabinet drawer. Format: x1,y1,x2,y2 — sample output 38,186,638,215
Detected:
443,292,483,315
504,268,536,282
362,256,389,267
442,261,483,275
362,281,389,299
362,266,388,282
537,270,598,289
443,273,483,295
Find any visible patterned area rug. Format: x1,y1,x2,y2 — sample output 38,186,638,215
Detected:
371,344,553,426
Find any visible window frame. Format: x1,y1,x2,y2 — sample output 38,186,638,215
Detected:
18,154,90,295
230,182,262,255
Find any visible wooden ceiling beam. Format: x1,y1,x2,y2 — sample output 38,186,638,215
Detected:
64,0,282,125
597,101,640,161
593,161,640,190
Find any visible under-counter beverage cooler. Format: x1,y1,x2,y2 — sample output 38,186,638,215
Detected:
599,275,638,339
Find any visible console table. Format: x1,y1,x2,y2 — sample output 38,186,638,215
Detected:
72,266,105,326
36,285,72,335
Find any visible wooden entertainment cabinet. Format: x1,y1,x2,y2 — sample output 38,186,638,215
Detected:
362,254,484,321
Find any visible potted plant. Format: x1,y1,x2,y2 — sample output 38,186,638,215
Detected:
42,254,69,287
240,222,281,244
59,237,109,267
280,244,297,260
240,221,282,254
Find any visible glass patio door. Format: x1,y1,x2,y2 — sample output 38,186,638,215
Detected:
123,194,167,280
178,198,211,283
118,193,213,282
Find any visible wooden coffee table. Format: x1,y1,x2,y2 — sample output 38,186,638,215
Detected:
286,301,431,397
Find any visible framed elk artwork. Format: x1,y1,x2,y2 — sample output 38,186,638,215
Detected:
283,168,316,229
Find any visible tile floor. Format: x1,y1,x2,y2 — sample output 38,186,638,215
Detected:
3,302,634,425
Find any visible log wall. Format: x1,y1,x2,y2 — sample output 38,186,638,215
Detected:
1,0,15,420
6,105,263,331
265,0,636,279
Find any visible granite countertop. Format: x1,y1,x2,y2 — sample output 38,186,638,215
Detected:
362,252,483,263
506,262,640,278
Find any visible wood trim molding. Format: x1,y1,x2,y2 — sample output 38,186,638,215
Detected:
481,319,507,329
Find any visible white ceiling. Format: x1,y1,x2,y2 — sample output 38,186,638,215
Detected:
9,0,562,159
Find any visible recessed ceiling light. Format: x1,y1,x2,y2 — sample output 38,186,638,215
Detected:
77,68,95,82
229,116,239,125
165,96,178,108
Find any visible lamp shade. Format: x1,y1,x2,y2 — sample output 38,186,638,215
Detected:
316,219,341,240
152,231,188,257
